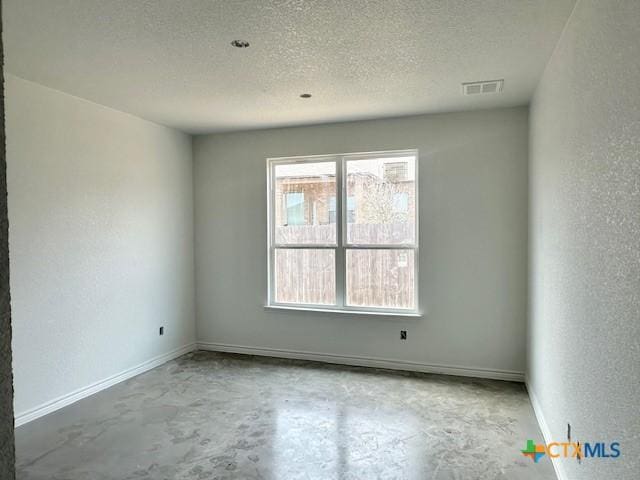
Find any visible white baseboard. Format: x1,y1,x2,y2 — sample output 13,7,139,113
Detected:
526,379,564,480
197,342,524,382
14,343,197,427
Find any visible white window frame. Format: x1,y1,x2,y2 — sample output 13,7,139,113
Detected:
266,149,419,316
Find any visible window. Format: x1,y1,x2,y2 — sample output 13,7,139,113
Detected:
285,192,305,225
383,162,408,182
328,196,336,224
330,196,356,224
392,192,409,215
268,150,418,313
346,196,356,223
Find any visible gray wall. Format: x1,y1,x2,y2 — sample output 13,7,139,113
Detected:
529,1,640,478
194,107,529,376
1,2,16,475
6,75,196,418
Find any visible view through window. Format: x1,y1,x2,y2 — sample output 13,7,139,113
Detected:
268,151,418,312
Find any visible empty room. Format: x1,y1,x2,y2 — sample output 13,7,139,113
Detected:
0,0,638,479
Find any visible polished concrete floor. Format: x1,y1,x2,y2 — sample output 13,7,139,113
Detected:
15,351,555,479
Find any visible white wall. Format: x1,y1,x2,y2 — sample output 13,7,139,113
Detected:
529,1,640,479
6,75,196,418
194,107,529,377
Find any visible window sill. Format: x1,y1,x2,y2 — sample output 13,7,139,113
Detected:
264,304,422,318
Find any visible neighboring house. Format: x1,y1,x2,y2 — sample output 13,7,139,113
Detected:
276,160,415,231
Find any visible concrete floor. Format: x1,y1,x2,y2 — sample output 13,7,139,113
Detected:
15,351,556,480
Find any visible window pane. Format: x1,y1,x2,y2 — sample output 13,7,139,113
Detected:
275,249,336,305
275,162,336,244
346,156,416,244
346,249,415,309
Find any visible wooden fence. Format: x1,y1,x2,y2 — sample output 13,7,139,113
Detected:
274,224,415,308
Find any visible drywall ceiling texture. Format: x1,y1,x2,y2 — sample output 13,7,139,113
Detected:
4,0,575,133
529,1,640,479
6,75,196,418
0,6,16,477
194,107,529,377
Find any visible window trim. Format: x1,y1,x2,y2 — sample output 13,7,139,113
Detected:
266,149,419,315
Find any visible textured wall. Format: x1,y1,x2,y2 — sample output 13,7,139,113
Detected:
0,3,17,478
529,1,640,478
6,75,195,418
194,107,529,375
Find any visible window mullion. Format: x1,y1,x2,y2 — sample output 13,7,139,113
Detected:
335,156,345,308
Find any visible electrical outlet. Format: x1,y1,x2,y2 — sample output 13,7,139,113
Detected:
400,330,407,340
159,326,164,336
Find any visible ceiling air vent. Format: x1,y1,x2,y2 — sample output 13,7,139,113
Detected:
462,79,504,95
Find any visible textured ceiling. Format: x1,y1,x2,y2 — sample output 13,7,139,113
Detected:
4,0,576,134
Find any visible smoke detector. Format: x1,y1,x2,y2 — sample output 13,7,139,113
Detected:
462,79,504,95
